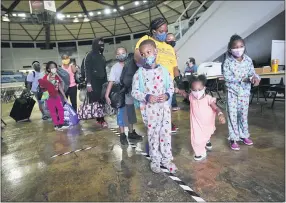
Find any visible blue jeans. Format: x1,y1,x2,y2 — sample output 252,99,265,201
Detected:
171,94,178,108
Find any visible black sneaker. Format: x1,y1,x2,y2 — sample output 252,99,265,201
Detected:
206,141,212,150
128,130,143,140
120,133,128,145
42,116,49,120
57,123,69,130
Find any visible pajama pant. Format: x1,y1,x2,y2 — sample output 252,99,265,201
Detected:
46,95,64,126
146,103,173,166
226,91,250,141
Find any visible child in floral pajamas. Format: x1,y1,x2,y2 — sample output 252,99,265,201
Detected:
132,39,176,173
223,35,260,150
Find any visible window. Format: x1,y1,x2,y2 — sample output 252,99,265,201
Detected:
12,43,35,48
115,35,131,44
133,32,147,39
58,41,76,47
78,40,93,46
36,43,56,48
103,38,114,44
1,42,10,48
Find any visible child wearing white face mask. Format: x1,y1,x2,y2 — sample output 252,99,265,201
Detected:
178,75,226,161
223,35,260,150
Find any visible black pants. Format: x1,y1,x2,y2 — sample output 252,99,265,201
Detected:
171,94,178,108
65,86,77,111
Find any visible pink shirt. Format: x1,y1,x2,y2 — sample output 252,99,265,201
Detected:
63,65,76,87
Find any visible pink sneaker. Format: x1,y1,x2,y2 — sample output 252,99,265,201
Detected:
240,138,253,146
230,142,240,150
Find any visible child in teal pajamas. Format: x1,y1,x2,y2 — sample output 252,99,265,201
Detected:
223,35,260,150
132,39,176,174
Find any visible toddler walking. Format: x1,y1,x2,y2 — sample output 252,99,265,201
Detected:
179,75,226,161
223,34,260,150
132,39,177,173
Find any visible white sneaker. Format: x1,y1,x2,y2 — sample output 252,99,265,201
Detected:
205,141,212,150
193,153,207,161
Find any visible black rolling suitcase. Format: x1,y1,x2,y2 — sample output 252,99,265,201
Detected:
10,95,36,122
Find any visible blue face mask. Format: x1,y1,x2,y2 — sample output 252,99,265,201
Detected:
154,32,167,42
116,53,128,61
143,55,156,68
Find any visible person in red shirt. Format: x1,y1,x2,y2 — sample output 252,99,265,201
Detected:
40,61,69,130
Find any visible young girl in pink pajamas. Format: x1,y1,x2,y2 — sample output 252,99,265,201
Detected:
132,39,176,173
179,75,226,161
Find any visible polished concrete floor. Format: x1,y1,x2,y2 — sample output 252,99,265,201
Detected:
1,97,285,202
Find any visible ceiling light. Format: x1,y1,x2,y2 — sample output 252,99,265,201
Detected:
4,14,8,16
73,18,79,23
66,14,70,18
89,12,94,16
120,6,124,10
12,13,17,17
73,16,77,18
134,1,139,6
104,8,111,14
2,16,10,22
143,0,147,3
97,11,101,15
56,13,65,20
113,9,117,12
18,13,26,17
83,17,90,22
78,14,82,17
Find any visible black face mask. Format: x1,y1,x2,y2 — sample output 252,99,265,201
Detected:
99,45,104,54
166,41,176,47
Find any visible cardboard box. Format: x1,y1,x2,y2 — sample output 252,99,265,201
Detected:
255,66,271,74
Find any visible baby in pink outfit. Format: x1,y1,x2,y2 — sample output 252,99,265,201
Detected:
178,75,226,161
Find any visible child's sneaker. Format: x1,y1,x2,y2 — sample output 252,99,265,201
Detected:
120,133,128,145
206,141,212,150
194,153,207,161
58,123,69,130
171,123,178,133
150,162,161,173
54,125,59,130
240,138,253,146
230,141,240,150
161,162,178,174
128,130,143,140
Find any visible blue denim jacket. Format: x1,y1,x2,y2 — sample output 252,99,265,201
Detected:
223,54,259,97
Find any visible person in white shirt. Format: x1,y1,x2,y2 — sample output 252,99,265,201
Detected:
26,61,48,120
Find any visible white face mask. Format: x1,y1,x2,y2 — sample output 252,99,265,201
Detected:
51,68,57,74
231,47,245,58
192,89,205,99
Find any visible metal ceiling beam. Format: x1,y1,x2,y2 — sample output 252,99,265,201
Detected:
63,24,76,39
149,8,151,24
113,18,116,35
90,0,115,8
54,24,57,41
121,16,132,33
156,6,168,24
95,20,114,36
1,5,8,12
6,0,20,13
89,22,96,37
57,0,74,12
128,15,148,29
34,26,44,41
196,0,208,10
77,22,83,39
19,23,34,40
113,0,132,33
182,0,189,18
78,0,88,16
164,4,187,19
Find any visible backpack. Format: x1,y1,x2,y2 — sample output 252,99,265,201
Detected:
57,67,70,93
120,53,138,93
134,66,170,109
24,71,35,88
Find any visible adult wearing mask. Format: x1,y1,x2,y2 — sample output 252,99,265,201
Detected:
166,33,180,111
85,38,108,127
105,47,142,145
62,55,77,111
26,61,48,120
134,17,182,132
185,57,198,74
